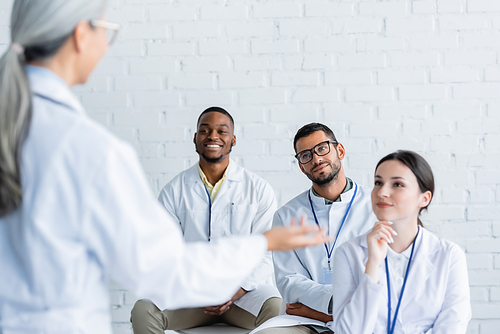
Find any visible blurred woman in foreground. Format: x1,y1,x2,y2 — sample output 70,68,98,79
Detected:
0,1,327,332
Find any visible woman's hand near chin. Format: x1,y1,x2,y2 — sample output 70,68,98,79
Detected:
365,221,396,283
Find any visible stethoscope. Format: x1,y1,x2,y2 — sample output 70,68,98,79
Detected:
307,182,358,270
385,226,420,334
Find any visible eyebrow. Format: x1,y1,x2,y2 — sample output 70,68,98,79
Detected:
374,175,406,180
199,123,230,128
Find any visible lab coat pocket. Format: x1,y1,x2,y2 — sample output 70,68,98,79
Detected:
227,203,258,235
181,209,211,241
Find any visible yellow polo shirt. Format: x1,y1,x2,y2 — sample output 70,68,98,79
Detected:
198,162,230,202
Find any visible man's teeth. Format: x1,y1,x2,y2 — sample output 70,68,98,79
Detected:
207,145,220,147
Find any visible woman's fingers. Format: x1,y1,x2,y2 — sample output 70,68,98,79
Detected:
377,225,395,243
293,225,331,247
264,219,332,251
300,215,306,226
370,221,397,243
373,220,394,230
365,221,396,273
290,215,307,227
376,229,393,244
312,228,331,244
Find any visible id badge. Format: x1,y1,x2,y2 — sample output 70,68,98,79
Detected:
322,267,333,285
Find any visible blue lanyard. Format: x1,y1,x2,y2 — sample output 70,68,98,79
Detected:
385,227,420,334
308,182,358,270
205,187,212,242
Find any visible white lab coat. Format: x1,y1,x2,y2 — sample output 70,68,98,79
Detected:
331,228,471,334
272,183,376,314
158,161,280,316
0,66,268,334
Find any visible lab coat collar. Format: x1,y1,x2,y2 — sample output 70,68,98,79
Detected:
26,65,86,116
399,228,438,311
225,159,245,182
360,227,440,318
308,178,356,207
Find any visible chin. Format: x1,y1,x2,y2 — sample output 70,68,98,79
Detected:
373,211,392,222
78,72,92,85
204,153,223,160
201,153,225,164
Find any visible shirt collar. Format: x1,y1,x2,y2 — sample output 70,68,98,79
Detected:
26,65,86,116
387,243,413,259
311,177,353,205
197,161,231,187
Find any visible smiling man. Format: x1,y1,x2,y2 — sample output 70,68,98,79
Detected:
130,107,281,333
255,123,376,334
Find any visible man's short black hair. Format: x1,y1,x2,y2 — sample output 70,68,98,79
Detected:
197,106,234,128
293,123,337,152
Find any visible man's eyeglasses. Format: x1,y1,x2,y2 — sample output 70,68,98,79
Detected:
89,19,121,46
295,140,338,164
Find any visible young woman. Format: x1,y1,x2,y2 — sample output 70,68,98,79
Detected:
0,1,327,332
331,150,471,334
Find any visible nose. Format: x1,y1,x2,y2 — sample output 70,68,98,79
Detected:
376,184,390,198
311,151,324,165
207,129,218,140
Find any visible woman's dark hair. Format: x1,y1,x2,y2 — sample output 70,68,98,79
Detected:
375,150,434,227
293,123,337,152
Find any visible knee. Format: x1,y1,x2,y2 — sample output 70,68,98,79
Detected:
256,297,282,327
130,299,158,323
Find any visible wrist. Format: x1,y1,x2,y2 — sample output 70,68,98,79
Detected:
309,310,333,323
232,288,247,302
365,259,381,283
321,314,333,323
366,257,381,268
263,231,276,251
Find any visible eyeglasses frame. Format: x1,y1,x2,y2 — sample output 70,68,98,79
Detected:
89,19,121,46
295,140,338,164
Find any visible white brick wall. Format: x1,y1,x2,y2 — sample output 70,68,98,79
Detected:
1,0,499,333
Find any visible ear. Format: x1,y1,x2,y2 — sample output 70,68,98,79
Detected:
419,190,432,208
193,132,197,144
73,21,90,53
336,143,346,160
232,135,236,147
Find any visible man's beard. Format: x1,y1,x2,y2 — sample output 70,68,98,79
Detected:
200,153,224,164
305,159,341,186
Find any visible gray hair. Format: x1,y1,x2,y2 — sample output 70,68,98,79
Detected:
0,0,107,217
